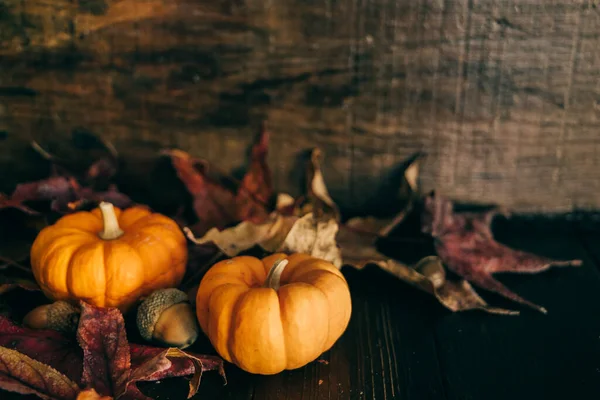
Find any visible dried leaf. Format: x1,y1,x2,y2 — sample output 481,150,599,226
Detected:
186,212,342,266
300,148,340,221
129,347,226,399
0,176,74,215
421,192,582,314
163,149,239,236
129,344,225,384
0,277,40,295
338,217,518,315
76,303,130,399
0,176,132,215
235,124,273,223
0,316,83,383
0,346,81,400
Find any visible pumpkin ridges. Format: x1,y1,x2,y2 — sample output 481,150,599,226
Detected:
116,206,153,229
67,241,107,306
36,234,96,299
102,240,145,310
229,289,287,375
55,210,104,232
277,282,329,370
301,272,351,351
205,283,249,364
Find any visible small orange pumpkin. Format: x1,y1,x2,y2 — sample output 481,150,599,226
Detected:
195,253,352,375
30,202,188,313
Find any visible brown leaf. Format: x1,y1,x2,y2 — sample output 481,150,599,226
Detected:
421,191,582,314
0,277,40,295
338,217,518,315
0,175,132,216
76,302,130,399
0,346,81,400
235,124,273,223
162,149,239,236
301,148,340,221
186,212,342,267
129,347,226,399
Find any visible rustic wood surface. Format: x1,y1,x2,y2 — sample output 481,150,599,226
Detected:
3,216,600,400
1,0,600,213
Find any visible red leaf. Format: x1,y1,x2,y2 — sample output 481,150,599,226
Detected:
163,149,239,236
421,192,582,313
236,125,273,223
129,344,225,383
128,346,226,398
0,347,81,400
0,316,83,384
76,303,130,399
0,177,133,215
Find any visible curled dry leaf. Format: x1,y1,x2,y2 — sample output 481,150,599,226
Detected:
0,347,81,400
300,148,340,221
337,217,518,315
129,347,226,399
162,149,239,236
235,124,273,223
164,126,273,236
0,277,40,295
421,192,582,314
0,174,132,216
185,212,342,267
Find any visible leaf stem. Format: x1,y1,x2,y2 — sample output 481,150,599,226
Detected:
98,202,124,240
262,259,289,291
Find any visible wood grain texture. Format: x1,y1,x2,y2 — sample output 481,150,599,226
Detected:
1,0,600,213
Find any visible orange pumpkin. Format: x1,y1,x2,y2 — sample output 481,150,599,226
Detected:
30,202,188,313
195,253,352,375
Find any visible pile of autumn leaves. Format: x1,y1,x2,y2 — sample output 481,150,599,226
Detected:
0,128,583,400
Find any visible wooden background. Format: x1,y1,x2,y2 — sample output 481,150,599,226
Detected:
1,0,600,214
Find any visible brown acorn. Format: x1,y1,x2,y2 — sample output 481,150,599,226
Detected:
23,301,80,333
136,288,199,349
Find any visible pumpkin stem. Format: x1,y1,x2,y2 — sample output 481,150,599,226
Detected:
98,202,124,240
263,259,289,291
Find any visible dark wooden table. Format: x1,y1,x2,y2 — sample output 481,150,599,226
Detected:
4,216,600,400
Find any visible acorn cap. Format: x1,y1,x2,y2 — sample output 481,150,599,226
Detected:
136,288,189,341
23,301,80,333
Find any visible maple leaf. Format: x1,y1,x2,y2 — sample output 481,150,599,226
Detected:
0,347,81,400
421,191,582,314
337,216,518,315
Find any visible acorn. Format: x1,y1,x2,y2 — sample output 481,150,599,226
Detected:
23,301,80,333
136,288,199,349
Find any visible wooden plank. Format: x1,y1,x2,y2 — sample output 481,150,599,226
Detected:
433,217,600,400
1,0,600,213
